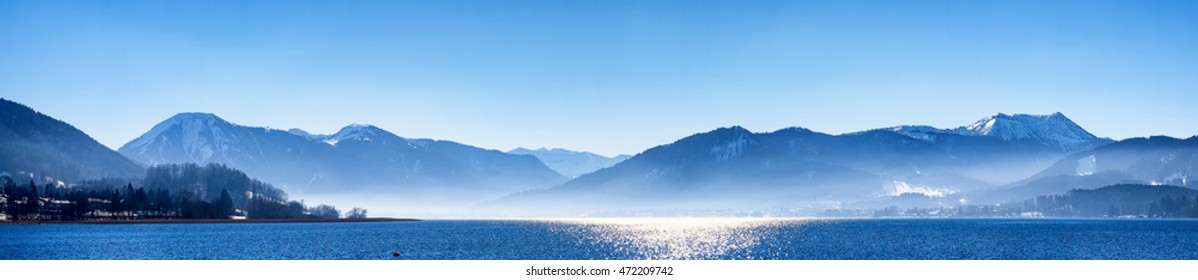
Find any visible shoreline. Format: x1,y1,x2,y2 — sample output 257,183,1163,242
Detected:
0,217,419,225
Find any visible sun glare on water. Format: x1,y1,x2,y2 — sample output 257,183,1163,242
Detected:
540,218,812,260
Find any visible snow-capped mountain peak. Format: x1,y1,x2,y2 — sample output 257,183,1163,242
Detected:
323,124,399,145
863,112,1111,152
119,112,243,165
952,112,1103,151
959,113,1072,136
127,113,225,146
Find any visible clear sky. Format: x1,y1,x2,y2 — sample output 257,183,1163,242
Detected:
2,0,1196,156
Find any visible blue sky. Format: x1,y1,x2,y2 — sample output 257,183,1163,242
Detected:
2,0,1196,156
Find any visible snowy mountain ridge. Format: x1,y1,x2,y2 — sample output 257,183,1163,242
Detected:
285,128,327,141
881,112,1111,152
286,124,399,146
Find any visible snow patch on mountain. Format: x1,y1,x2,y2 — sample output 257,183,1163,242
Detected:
712,134,752,161
1076,154,1097,176
891,181,956,197
709,126,757,161
1154,172,1189,186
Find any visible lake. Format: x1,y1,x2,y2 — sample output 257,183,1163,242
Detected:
2,218,1197,260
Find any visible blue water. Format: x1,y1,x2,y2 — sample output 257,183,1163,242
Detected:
2,218,1196,260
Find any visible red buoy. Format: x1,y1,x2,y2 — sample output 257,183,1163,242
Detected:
392,241,401,257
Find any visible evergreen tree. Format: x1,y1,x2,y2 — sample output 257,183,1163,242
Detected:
3,178,15,220
26,181,39,219
132,187,147,212
109,190,121,219
70,192,89,219
153,189,172,217
2,176,14,195
213,189,234,218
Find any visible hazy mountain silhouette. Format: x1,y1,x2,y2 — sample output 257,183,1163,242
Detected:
0,98,143,182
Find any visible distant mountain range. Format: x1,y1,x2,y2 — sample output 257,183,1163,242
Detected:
0,98,143,182
492,126,894,214
864,112,1114,185
487,113,1177,214
117,113,566,199
508,148,631,178
4,97,1195,217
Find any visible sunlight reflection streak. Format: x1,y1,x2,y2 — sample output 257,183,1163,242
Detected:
545,218,813,259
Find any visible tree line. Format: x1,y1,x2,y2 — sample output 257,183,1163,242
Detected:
1,163,357,221
1011,184,1198,218
868,184,1198,218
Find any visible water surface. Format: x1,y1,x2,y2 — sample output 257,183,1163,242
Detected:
2,218,1196,259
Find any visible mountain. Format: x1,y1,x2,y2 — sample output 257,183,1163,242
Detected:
508,147,631,178
0,98,144,182
886,112,1112,153
874,112,1113,184
1032,135,1198,183
754,114,1102,188
491,126,894,214
490,113,1116,215
118,113,349,189
993,135,1198,201
118,113,566,201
